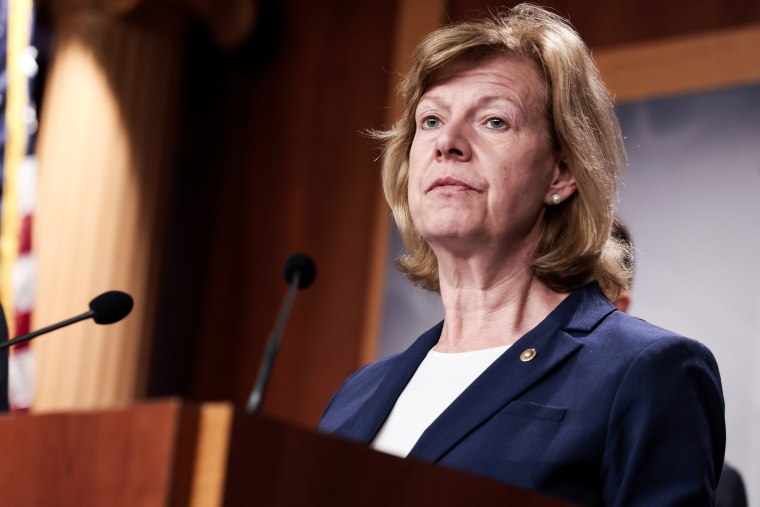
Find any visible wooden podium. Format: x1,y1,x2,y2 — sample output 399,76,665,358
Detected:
0,400,579,506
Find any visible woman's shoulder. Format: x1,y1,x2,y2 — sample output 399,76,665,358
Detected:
587,309,718,369
318,352,406,429
340,352,405,392
319,321,443,432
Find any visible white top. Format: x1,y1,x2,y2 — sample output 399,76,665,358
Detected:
371,344,510,458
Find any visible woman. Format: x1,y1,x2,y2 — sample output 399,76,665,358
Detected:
319,5,725,506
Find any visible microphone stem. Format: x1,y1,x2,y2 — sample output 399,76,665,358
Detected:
0,311,95,350
247,273,301,413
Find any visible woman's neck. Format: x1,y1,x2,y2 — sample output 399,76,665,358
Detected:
434,251,568,353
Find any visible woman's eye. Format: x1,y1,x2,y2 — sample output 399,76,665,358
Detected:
487,117,507,129
421,115,440,129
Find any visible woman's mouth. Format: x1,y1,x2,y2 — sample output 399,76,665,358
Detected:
427,177,479,193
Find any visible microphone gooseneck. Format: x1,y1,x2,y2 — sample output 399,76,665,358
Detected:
247,254,317,413
0,290,134,350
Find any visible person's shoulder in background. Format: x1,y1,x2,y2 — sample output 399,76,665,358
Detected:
716,462,748,507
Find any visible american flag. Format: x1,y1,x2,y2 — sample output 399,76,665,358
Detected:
0,0,37,412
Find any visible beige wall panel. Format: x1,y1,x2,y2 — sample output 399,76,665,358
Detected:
32,11,183,411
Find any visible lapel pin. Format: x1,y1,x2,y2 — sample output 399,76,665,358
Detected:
520,348,537,362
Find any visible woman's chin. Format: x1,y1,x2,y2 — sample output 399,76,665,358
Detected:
422,226,489,255
419,221,479,241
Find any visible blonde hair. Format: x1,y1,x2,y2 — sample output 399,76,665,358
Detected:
378,3,630,299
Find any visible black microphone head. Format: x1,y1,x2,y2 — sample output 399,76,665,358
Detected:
283,253,316,289
89,291,134,324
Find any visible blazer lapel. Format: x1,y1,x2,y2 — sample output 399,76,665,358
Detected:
333,322,442,443
408,283,616,463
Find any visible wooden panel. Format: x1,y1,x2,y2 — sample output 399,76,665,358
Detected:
595,24,760,102
224,412,580,506
146,0,400,428
32,9,184,410
0,401,576,506
190,403,233,507
446,0,760,48
237,0,396,426
0,400,197,506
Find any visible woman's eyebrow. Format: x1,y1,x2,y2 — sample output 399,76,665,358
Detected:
416,95,445,109
418,94,524,113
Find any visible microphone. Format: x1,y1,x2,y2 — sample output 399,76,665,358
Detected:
283,253,317,290
0,291,134,350
246,253,316,413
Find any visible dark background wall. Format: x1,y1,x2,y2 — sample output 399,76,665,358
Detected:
146,0,399,426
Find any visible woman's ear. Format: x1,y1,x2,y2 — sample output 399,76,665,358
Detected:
545,158,577,205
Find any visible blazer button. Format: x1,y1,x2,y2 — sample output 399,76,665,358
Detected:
520,348,537,362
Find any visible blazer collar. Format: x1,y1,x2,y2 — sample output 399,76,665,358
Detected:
409,283,616,462
336,283,615,451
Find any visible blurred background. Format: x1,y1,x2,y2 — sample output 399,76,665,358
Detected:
1,0,758,504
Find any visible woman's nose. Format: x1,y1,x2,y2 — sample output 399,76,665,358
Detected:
434,122,472,162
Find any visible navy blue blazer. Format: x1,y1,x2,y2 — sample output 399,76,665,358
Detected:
319,283,725,506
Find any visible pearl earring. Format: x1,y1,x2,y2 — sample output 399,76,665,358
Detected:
550,193,562,205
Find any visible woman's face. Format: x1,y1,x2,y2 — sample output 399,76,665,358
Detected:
407,53,574,259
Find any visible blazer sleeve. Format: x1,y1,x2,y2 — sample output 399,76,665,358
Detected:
602,335,726,507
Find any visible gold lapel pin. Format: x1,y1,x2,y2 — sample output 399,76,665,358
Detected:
520,348,537,362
